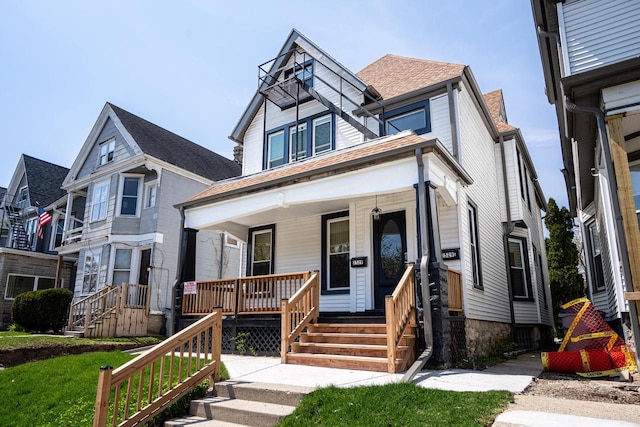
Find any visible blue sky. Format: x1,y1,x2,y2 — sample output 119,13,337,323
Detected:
0,0,567,208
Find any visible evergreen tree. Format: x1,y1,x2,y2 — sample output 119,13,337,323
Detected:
544,198,585,326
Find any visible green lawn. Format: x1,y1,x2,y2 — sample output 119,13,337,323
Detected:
0,350,228,427
278,383,512,427
0,331,162,351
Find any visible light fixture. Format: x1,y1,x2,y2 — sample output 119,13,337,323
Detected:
371,195,381,220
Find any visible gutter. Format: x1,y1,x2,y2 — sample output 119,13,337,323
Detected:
565,98,640,368
499,134,517,337
402,148,434,381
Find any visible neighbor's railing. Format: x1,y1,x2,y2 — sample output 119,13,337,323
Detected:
280,271,319,363
385,263,416,373
447,269,463,312
93,310,222,427
181,272,311,315
67,286,120,331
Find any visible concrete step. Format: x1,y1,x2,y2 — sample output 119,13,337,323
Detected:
63,330,84,338
190,397,295,427
165,415,248,426
214,381,312,407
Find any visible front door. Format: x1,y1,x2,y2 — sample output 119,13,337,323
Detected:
373,211,407,310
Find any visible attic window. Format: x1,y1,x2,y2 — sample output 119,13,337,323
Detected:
99,139,116,166
284,60,313,87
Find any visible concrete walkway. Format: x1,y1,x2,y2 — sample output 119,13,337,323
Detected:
221,352,640,426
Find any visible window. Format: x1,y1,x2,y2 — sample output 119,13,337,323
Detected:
119,176,141,216
248,225,274,276
537,251,548,308
144,182,157,209
225,233,240,249
99,139,116,166
284,60,313,87
587,222,606,292
322,212,350,293
112,248,132,285
517,149,531,211
382,100,431,135
267,130,285,168
4,274,56,299
25,217,37,248
631,162,640,229
91,180,110,221
468,201,483,290
53,218,64,248
509,237,533,300
82,253,101,294
16,187,29,209
290,123,307,161
265,113,334,169
313,115,332,155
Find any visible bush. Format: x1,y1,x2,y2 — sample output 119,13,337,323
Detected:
12,288,73,332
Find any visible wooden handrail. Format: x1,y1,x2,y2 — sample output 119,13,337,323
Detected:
447,269,463,312
385,264,415,373
68,286,119,331
93,310,222,427
281,271,319,363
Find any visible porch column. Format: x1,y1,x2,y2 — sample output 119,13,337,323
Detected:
174,227,199,333
62,192,73,244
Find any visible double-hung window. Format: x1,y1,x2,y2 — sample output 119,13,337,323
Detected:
587,222,606,293
509,237,533,300
268,131,285,168
468,201,483,290
119,176,141,216
290,123,307,161
16,187,29,209
313,115,332,155
144,182,157,209
382,100,431,135
91,180,110,221
249,226,274,276
323,213,350,293
99,139,116,166
83,253,101,294
112,248,132,285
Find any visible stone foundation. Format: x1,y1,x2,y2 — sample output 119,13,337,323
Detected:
464,318,512,357
147,312,166,336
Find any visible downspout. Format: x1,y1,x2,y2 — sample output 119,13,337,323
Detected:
402,148,433,381
499,135,517,338
170,205,187,336
219,233,225,279
565,99,640,368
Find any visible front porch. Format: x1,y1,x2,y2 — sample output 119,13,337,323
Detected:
178,267,463,372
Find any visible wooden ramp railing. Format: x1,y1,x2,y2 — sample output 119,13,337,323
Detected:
280,271,319,362
385,264,416,373
67,283,150,338
181,272,312,315
93,310,222,427
447,269,463,313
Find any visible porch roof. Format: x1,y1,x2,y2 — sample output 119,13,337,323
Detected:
178,132,473,210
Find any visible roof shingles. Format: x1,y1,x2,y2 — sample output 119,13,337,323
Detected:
23,155,69,207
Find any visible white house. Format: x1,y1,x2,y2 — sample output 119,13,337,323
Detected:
531,0,640,353
57,103,242,335
176,29,552,369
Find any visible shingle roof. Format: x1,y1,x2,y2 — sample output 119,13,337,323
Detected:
22,155,69,207
108,103,242,182
357,54,465,100
483,89,517,133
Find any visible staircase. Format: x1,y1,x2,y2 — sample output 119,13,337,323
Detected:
4,205,30,249
166,381,313,427
285,321,417,373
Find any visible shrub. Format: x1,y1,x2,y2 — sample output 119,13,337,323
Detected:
12,288,73,332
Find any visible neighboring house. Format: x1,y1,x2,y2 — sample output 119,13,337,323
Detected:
531,0,640,349
176,29,552,368
0,155,75,330
57,103,242,335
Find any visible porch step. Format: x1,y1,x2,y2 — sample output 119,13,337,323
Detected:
165,381,312,427
300,331,415,346
292,341,411,358
63,330,84,338
307,323,387,334
286,352,402,372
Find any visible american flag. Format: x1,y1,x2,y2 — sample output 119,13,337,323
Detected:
37,206,52,239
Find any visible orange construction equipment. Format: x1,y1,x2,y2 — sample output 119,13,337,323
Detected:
542,298,637,377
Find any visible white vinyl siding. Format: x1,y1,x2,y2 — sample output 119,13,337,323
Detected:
560,0,640,75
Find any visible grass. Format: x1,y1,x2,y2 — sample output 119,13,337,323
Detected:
0,331,163,351
0,350,229,427
278,383,512,427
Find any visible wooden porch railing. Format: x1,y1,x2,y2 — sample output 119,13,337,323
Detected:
181,272,312,315
447,269,463,312
385,264,416,373
93,310,222,427
280,271,319,363
68,286,120,331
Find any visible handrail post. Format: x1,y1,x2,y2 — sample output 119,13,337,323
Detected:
213,310,222,382
234,279,241,315
385,296,397,373
313,271,320,323
93,365,113,427
281,299,290,363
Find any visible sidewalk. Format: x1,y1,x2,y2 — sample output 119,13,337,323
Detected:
221,352,640,426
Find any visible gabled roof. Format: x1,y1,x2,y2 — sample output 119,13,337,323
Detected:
357,54,465,100
230,28,373,144
108,104,241,182
22,155,69,207
483,89,517,133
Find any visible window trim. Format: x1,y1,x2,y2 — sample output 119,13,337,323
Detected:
468,199,483,290
263,112,334,170
90,179,110,222
98,138,116,166
313,115,333,155
116,174,143,217
586,221,606,293
144,181,158,209
517,149,532,212
289,122,308,162
247,224,275,276
224,233,241,249
4,274,58,300
16,186,29,209
380,100,431,136
508,236,534,301
110,246,135,286
82,252,101,295
321,211,350,295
